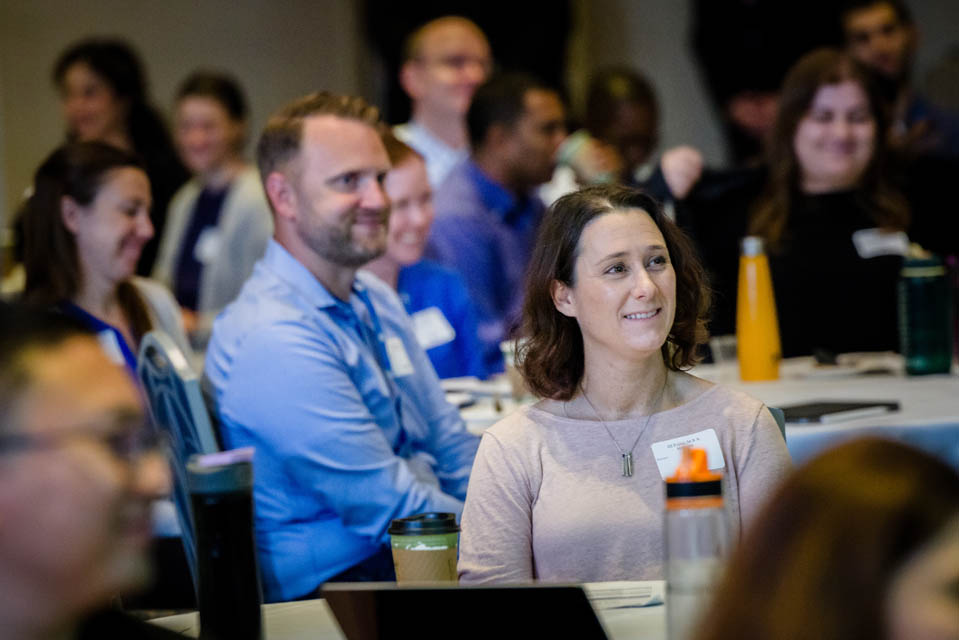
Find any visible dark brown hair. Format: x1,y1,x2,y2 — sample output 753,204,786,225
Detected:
53,38,179,171
517,184,710,400
750,48,909,248
21,142,152,340
584,65,659,143
693,438,959,640
176,70,248,121
0,304,92,435
256,91,381,193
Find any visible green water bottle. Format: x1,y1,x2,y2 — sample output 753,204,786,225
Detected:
898,256,953,375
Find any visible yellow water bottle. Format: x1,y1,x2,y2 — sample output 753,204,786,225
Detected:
736,236,781,381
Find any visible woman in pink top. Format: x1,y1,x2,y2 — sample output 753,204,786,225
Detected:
458,184,791,583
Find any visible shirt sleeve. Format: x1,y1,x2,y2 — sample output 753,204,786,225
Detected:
732,403,793,530
458,427,537,584
220,319,468,547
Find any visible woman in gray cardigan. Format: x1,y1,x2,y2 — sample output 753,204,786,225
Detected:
153,71,272,347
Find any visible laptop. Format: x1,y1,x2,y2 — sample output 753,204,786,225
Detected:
322,582,609,640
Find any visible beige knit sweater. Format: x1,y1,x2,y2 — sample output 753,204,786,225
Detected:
458,379,792,584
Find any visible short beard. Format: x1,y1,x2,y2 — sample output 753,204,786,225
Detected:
299,211,386,268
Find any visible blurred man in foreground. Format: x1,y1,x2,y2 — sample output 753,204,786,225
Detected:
0,305,175,638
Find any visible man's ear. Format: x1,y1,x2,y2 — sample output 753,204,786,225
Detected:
399,61,423,101
265,171,296,223
551,279,576,318
60,196,83,234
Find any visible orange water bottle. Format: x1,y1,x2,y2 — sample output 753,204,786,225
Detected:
736,236,781,381
665,447,727,640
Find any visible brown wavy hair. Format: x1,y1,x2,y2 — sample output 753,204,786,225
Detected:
693,438,959,640
517,184,710,400
21,142,152,341
750,48,909,248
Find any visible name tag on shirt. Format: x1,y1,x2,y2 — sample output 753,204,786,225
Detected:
852,228,909,259
385,336,415,377
194,227,223,264
96,329,126,366
411,307,456,351
650,428,726,480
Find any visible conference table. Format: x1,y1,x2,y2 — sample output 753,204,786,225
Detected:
151,581,668,639
456,353,959,467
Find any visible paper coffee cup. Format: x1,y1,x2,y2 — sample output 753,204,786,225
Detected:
388,513,459,583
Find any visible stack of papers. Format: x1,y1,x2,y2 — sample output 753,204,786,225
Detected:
583,582,664,610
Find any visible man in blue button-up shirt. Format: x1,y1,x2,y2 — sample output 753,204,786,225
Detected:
427,73,567,374
204,92,480,602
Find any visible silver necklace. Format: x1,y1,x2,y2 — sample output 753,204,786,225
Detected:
576,372,668,478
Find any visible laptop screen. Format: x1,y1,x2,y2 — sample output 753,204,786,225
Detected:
322,582,609,640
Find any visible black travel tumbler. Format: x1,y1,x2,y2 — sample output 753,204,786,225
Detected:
187,450,263,640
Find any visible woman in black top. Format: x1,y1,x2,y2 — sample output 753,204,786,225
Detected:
663,49,912,358
53,37,188,275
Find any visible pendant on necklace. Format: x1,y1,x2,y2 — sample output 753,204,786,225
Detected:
622,451,634,477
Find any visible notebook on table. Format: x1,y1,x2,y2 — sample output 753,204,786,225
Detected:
780,400,900,424
322,582,609,640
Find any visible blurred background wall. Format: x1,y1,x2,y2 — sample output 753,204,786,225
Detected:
1,0,957,229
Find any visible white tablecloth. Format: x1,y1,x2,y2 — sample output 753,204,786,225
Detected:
151,581,667,640
694,356,959,467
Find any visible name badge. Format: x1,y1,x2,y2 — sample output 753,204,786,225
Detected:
411,307,456,350
852,228,909,259
194,227,223,264
385,336,415,377
650,428,726,480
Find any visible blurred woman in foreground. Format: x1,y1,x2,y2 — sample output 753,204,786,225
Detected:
22,142,189,377
693,438,959,640
458,185,791,583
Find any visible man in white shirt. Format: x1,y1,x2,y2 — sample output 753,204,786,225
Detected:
395,16,492,188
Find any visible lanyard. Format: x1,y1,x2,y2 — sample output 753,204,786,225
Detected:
329,286,407,450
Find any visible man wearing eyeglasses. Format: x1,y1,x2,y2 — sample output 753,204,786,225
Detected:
395,16,492,188
0,306,175,638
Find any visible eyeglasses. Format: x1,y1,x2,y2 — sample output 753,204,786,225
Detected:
417,54,492,75
0,424,164,464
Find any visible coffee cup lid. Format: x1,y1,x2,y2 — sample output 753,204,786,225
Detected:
388,512,459,535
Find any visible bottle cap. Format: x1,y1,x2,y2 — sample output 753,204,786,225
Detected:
666,447,722,500
901,255,946,278
187,450,253,494
741,236,764,257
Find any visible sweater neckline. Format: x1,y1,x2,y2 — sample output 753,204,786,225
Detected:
527,380,723,426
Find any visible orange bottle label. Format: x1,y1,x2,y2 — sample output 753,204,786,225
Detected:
736,253,781,381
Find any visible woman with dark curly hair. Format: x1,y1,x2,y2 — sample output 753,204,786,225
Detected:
458,184,791,584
